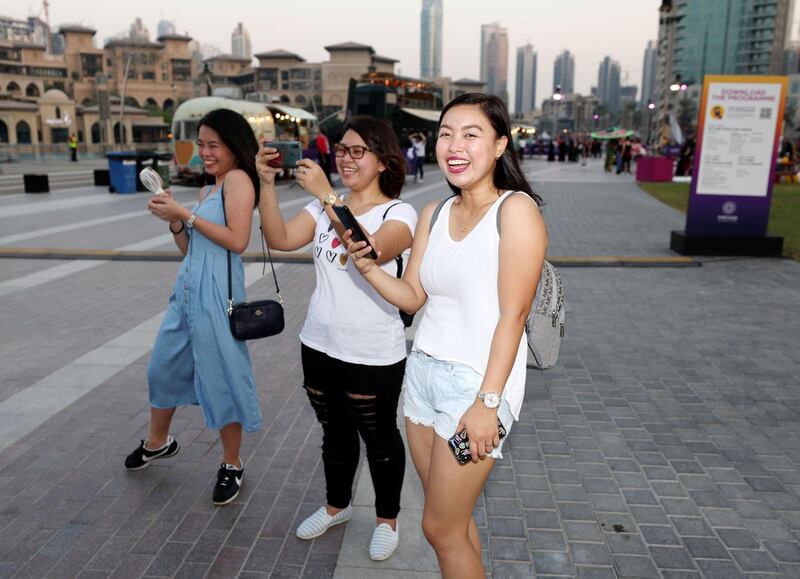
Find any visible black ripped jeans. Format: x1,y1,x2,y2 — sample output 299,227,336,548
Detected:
301,344,406,519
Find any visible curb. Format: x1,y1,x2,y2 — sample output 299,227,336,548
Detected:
0,247,702,267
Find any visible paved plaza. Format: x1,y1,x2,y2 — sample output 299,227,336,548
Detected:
0,159,799,578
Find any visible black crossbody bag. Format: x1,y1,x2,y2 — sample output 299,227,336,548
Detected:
221,185,284,340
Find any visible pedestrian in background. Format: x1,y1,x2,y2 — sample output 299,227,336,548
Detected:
256,116,417,561
315,129,331,183
411,132,427,182
345,93,547,579
128,109,262,506
68,133,78,162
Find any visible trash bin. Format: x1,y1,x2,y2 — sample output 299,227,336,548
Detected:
151,151,172,188
106,150,172,193
106,151,139,193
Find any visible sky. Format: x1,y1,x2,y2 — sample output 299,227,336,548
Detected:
13,0,791,111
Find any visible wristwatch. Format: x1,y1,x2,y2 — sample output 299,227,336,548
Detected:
321,192,337,207
185,213,197,228
477,391,501,409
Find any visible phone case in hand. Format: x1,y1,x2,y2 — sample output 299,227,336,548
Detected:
448,419,507,465
331,205,378,259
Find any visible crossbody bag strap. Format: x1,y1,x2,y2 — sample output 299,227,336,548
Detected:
221,182,283,317
381,202,405,277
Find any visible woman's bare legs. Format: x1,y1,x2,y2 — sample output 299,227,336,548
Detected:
146,407,176,449
406,420,490,575
219,422,243,467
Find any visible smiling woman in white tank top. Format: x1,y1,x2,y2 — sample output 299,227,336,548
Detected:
344,93,548,578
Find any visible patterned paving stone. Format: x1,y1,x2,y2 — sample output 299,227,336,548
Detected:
3,162,800,577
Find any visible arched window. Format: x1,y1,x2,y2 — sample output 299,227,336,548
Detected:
25,83,40,97
163,98,174,110
91,122,101,143
81,98,92,106
124,96,139,107
113,122,127,143
0,120,8,143
55,106,61,119
6,81,20,95
280,94,290,103
295,95,306,105
16,120,31,144
145,97,158,107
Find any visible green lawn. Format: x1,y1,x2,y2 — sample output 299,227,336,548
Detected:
638,182,800,261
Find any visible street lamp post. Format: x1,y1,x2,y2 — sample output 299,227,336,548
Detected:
646,100,656,146
552,85,563,140
118,53,135,145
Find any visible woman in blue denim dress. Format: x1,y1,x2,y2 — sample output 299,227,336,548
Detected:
124,109,262,506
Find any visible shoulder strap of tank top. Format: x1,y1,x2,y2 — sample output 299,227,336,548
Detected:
428,195,456,234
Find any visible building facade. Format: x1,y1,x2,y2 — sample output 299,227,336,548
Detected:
420,0,442,79
541,93,600,132
515,44,537,117
672,0,793,84
553,50,575,94
480,23,508,102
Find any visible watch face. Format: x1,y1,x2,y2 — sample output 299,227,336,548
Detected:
481,392,501,408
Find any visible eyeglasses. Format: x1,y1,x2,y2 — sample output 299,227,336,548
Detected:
334,143,371,159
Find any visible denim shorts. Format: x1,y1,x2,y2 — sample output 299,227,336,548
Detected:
402,350,514,459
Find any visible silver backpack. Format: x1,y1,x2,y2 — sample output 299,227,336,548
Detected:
429,194,564,370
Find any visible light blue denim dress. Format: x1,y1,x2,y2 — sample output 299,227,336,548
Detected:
147,184,262,432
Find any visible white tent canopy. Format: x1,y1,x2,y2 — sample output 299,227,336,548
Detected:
268,104,317,122
399,107,441,122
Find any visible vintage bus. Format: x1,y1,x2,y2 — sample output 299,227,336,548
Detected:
171,97,277,183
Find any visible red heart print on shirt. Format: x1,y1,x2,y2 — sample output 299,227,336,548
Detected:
331,238,341,249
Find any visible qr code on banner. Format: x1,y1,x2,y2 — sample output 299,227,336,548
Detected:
760,108,772,119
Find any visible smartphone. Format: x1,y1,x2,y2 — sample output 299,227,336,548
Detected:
263,140,302,168
448,419,507,465
331,205,378,260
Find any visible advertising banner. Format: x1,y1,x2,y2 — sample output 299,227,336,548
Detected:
685,75,788,237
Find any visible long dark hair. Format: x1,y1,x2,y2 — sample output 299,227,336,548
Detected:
198,108,260,206
341,116,406,199
438,93,542,205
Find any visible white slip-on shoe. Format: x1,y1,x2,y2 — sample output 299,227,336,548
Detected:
369,522,399,561
296,505,352,540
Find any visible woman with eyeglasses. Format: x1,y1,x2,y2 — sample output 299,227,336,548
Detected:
255,116,417,561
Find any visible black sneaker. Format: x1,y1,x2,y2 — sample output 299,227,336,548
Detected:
124,436,179,470
213,463,243,506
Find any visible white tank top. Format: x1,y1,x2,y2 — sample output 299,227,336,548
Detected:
414,191,528,420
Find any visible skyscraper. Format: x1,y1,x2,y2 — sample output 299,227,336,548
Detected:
420,0,442,79
641,40,657,106
480,23,509,102
553,50,575,94
128,18,150,42
515,44,537,116
597,56,621,113
231,22,251,60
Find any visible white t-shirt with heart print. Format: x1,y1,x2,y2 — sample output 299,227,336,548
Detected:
299,197,418,365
